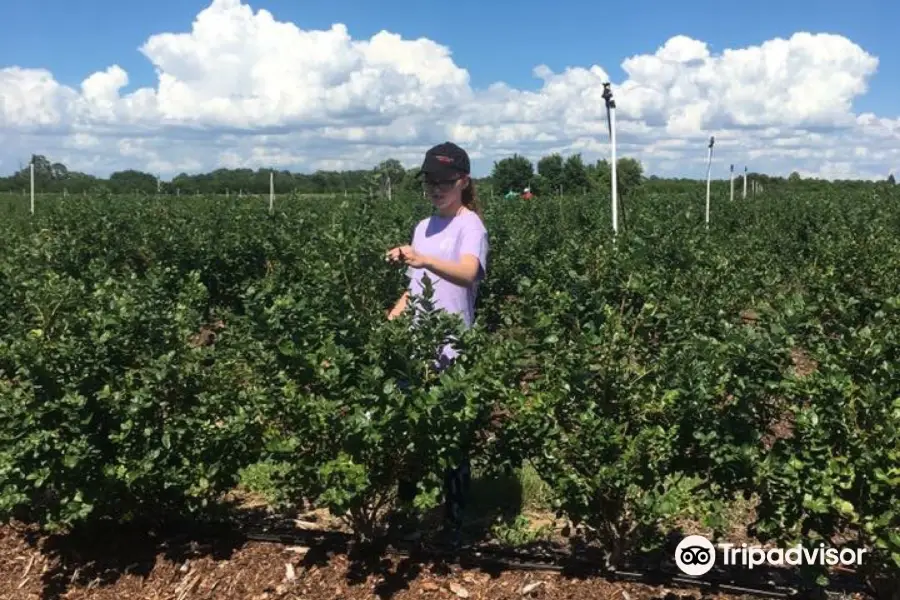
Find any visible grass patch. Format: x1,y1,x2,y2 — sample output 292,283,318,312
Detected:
459,461,556,544
237,460,293,508
491,514,553,546
519,462,554,511
656,474,760,544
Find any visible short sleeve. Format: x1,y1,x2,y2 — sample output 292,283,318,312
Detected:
459,217,488,280
406,221,421,279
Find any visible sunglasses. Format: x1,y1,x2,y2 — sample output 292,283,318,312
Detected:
423,178,461,192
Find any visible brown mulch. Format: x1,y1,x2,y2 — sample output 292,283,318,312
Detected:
738,309,759,326
760,347,819,451
788,348,817,379
189,319,225,348
0,521,776,600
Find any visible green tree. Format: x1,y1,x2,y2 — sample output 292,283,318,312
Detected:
2,155,74,192
50,162,69,181
587,157,643,198
377,159,406,185
109,170,158,194
537,153,564,196
617,157,644,198
369,159,406,200
562,153,590,195
171,172,200,195
30,154,54,181
491,154,534,194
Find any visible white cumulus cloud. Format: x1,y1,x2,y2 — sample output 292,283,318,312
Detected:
0,0,898,180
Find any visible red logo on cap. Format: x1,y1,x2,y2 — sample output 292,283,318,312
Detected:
435,155,453,163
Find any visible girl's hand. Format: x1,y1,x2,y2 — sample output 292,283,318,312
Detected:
386,245,428,268
385,246,404,262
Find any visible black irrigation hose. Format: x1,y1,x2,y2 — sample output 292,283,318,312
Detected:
240,528,870,600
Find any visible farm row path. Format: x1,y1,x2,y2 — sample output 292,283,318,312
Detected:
0,520,781,600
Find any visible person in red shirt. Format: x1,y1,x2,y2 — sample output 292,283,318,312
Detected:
522,187,533,200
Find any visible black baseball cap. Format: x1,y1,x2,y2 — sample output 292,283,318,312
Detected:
416,142,470,181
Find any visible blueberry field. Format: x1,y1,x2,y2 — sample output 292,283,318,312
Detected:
1,186,898,598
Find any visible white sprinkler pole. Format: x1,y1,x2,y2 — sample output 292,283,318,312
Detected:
602,82,618,235
269,171,274,214
705,136,714,228
730,164,734,202
30,161,35,215
743,166,748,199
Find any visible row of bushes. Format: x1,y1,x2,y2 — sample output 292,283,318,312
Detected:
0,190,897,594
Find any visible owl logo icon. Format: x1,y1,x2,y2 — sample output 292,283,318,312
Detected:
675,535,716,576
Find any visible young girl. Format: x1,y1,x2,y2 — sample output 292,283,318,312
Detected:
386,141,489,543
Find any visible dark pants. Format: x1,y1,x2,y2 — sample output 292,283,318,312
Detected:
396,369,471,530
397,454,471,530
443,455,471,529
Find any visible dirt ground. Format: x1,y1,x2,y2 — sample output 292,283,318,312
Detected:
1,517,879,600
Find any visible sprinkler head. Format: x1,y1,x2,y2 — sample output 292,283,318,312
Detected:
602,83,616,108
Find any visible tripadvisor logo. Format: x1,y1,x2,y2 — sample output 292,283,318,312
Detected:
674,535,865,576
675,535,716,576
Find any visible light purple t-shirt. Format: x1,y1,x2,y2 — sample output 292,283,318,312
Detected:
406,209,489,367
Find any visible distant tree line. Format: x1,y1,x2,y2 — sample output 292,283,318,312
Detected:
489,153,646,197
0,154,895,197
0,155,414,196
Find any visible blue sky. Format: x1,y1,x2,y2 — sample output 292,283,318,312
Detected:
0,0,898,178
2,0,895,114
